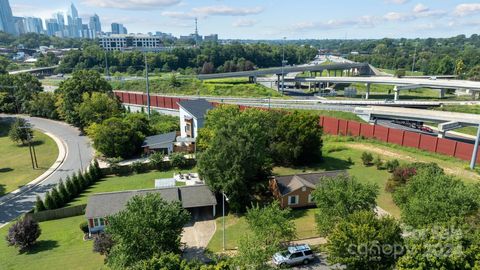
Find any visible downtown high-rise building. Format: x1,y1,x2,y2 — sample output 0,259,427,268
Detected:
0,0,17,35
89,14,101,38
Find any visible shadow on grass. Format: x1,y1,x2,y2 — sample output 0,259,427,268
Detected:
24,240,59,254
0,167,13,173
288,208,311,220
283,156,352,173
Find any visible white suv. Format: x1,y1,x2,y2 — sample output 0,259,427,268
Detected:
272,244,315,267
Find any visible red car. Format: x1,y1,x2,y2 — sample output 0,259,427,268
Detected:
419,126,433,133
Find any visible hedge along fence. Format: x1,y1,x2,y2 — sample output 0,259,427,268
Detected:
26,204,86,222
113,90,480,164
101,158,197,176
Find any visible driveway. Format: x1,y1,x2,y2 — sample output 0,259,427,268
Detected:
181,207,216,261
0,115,93,227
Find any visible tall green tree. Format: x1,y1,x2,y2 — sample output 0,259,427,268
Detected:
8,118,33,145
55,70,112,126
34,195,45,212
327,211,403,270
28,92,59,119
197,106,272,212
312,174,379,235
76,92,123,129
105,193,190,268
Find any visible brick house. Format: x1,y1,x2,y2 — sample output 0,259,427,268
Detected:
269,171,346,208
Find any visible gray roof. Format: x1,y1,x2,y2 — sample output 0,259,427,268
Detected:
275,171,346,196
178,99,213,120
85,185,217,219
142,132,176,149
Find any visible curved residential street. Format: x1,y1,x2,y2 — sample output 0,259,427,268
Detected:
0,115,93,227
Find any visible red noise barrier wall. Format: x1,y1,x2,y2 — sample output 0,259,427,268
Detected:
114,91,479,164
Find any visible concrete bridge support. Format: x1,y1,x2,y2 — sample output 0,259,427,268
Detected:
394,86,400,101
365,83,371,100
439,89,446,99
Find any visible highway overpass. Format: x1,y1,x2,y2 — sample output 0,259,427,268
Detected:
9,65,59,76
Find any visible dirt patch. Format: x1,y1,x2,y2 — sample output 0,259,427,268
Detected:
346,143,480,181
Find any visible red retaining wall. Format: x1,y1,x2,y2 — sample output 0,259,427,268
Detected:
114,91,478,164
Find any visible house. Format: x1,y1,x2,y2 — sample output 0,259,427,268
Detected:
141,131,177,154
85,185,217,233
178,99,214,140
269,171,346,208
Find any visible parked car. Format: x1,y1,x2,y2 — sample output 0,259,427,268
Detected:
272,244,315,267
420,126,434,133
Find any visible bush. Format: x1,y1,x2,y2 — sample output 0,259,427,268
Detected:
361,152,373,166
170,153,187,169
131,161,145,174
65,176,78,197
79,221,89,234
149,152,165,170
374,156,383,170
385,159,400,173
6,216,41,251
93,233,114,256
43,191,56,210
57,179,70,204
385,166,417,192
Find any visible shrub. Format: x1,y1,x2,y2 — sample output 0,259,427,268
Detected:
50,187,63,208
57,179,70,204
107,157,123,175
6,216,41,251
347,157,353,165
361,152,373,166
77,172,87,190
149,152,165,170
131,161,145,174
93,233,114,256
79,221,89,234
65,176,78,197
385,159,400,173
170,153,187,169
43,191,56,210
385,166,417,192
34,195,45,213
374,156,383,170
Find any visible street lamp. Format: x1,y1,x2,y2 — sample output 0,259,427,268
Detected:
281,37,288,94
222,191,229,251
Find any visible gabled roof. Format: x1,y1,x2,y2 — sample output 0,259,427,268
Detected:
275,171,347,196
85,185,217,219
142,132,176,149
178,99,213,120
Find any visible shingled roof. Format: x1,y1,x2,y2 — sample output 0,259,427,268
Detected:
274,171,347,196
85,185,217,219
178,99,213,119
142,132,176,149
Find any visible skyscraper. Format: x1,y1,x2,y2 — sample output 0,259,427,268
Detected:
89,14,102,38
46,19,60,36
0,0,17,35
111,23,121,34
24,17,44,34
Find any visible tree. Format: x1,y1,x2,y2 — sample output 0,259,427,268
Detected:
105,193,190,268
197,106,272,212
50,187,62,209
55,70,112,126
57,179,69,204
77,171,87,190
8,118,33,145
93,232,114,256
76,92,123,130
385,159,400,173
327,211,403,270
312,174,379,235
236,235,276,270
393,169,480,227
34,195,45,212
43,191,57,210
149,152,166,170
87,117,145,159
65,176,77,197
170,152,187,169
269,111,323,166
6,216,41,252
28,92,59,119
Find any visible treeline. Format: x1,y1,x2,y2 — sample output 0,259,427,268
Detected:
56,43,318,74
0,31,92,49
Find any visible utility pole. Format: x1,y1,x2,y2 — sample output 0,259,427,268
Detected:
281,37,287,94
104,51,110,79
144,53,151,118
412,43,417,73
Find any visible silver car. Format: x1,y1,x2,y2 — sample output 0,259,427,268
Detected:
272,244,315,267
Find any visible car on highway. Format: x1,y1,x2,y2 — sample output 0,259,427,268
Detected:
420,126,434,133
272,244,315,267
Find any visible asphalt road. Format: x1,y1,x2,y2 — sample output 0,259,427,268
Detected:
0,115,93,227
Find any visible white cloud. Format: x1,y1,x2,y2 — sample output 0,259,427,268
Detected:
161,11,197,19
383,12,412,21
232,19,258,27
413,3,429,13
82,0,181,10
454,3,480,16
191,5,263,16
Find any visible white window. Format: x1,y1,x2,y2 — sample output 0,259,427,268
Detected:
288,195,299,206
94,218,105,227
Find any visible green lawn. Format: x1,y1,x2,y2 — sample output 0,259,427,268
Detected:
0,215,105,270
0,121,59,196
68,169,188,206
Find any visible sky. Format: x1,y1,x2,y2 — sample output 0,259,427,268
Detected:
8,0,480,39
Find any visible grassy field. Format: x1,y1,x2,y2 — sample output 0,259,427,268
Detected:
68,169,188,206
295,109,366,122
379,68,424,76
0,121,58,196
110,77,283,98
0,215,105,270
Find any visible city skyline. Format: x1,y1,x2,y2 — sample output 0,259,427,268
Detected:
4,0,480,39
